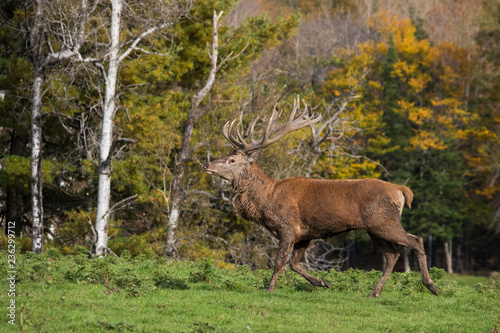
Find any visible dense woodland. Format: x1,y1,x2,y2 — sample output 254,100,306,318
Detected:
0,0,499,274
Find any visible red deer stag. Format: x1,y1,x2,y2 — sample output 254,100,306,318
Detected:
203,98,438,297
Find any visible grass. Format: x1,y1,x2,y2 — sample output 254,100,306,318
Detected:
1,250,499,332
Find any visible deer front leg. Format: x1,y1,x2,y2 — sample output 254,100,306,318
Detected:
266,237,294,292
290,240,331,288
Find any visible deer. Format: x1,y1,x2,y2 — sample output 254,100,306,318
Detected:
203,97,439,297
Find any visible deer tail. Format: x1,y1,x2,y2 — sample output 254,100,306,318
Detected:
399,186,414,209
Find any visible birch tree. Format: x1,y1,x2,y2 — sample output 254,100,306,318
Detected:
164,11,224,257
20,0,95,254
162,9,300,257
86,0,191,257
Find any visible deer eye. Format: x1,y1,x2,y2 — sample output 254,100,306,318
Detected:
228,158,236,164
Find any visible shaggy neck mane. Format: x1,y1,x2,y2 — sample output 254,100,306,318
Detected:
231,162,275,223
232,162,273,189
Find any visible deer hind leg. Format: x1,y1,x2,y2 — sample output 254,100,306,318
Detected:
370,223,439,296
290,240,331,288
406,233,439,295
368,237,400,298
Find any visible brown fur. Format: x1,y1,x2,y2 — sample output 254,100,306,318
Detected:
204,151,438,297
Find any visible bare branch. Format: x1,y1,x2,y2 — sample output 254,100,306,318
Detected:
190,10,224,121
216,42,250,72
118,24,167,63
102,137,137,168
103,194,139,221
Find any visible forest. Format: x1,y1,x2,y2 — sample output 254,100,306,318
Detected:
0,0,499,275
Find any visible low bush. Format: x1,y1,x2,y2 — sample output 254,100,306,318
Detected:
6,251,499,298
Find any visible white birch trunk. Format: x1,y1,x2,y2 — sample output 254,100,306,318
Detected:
403,247,410,273
165,202,180,256
444,240,453,274
31,72,44,254
94,0,121,257
164,11,223,257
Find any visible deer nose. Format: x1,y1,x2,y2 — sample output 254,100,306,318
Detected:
203,164,209,170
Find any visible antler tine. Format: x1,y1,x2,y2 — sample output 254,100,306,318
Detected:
246,116,261,145
262,107,281,142
223,119,245,151
222,96,321,153
255,96,321,150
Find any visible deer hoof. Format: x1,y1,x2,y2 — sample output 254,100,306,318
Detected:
322,279,331,288
428,284,439,296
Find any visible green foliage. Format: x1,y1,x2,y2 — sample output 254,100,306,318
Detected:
153,271,190,290
189,257,218,283
139,247,157,260
108,236,150,257
10,252,490,297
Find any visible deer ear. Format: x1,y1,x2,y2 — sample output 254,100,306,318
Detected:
246,151,261,163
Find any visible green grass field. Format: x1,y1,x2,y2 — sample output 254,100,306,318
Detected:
1,250,499,332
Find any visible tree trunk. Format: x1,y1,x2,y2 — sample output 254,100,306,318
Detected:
164,162,184,256
165,119,193,256
25,0,90,253
403,247,411,272
5,130,26,236
31,71,44,254
93,0,121,257
456,240,464,273
427,234,433,268
164,11,223,257
348,237,356,268
444,240,453,274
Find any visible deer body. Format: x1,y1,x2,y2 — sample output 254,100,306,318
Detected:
232,162,410,241
204,97,438,297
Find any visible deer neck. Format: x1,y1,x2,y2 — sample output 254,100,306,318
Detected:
231,162,276,223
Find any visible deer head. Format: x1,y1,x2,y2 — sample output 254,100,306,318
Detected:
203,96,321,182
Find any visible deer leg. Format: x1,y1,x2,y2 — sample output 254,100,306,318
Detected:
370,223,438,296
368,237,400,298
266,237,294,292
407,233,439,295
290,240,331,288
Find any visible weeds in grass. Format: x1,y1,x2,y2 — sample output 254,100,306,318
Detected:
96,319,135,332
474,281,500,295
190,322,220,333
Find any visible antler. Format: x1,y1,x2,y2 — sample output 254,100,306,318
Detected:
223,96,322,153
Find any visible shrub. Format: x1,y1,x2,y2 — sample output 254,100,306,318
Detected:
121,250,132,259
139,247,157,260
154,271,190,290
45,248,62,260
429,267,446,281
189,257,218,283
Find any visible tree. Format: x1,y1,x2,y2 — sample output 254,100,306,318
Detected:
321,11,484,273
471,0,500,234
6,0,94,253
164,11,225,257
162,4,299,257
82,0,191,257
